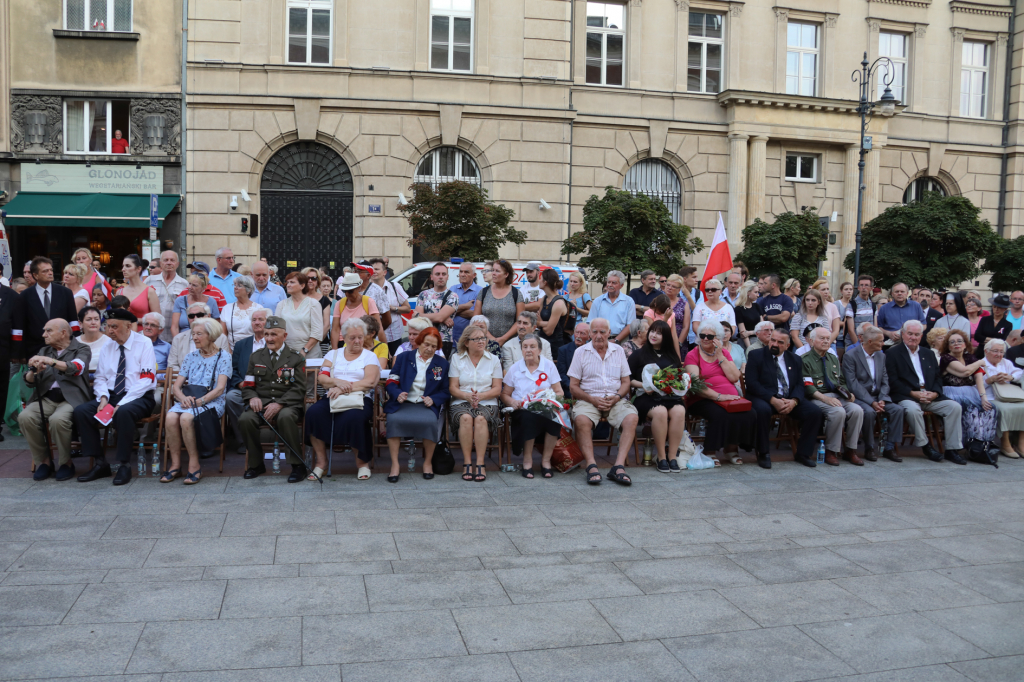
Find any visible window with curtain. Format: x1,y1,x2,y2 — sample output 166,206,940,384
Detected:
687,12,723,94
960,41,989,119
64,100,130,154
287,0,332,65
65,0,132,32
430,0,473,72
585,2,625,86
786,22,818,96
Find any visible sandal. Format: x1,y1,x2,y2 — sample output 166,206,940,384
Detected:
159,469,180,483
357,466,371,480
585,463,602,485
462,464,474,481
729,455,744,465
306,466,324,481
183,470,202,485
541,467,554,479
607,465,632,486
521,467,534,479
473,465,486,482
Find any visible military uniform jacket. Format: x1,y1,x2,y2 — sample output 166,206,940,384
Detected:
801,350,849,400
23,338,93,407
240,345,306,409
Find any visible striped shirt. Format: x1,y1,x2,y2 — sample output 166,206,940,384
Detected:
567,341,630,397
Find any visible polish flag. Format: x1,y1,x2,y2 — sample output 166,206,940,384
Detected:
700,212,733,294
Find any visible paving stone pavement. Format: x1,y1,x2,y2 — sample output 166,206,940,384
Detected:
1,448,1023,681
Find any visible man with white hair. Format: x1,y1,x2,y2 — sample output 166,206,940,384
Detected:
249,260,286,310
210,247,241,304
145,250,189,343
885,319,965,464
141,312,171,371
168,303,229,372
843,325,905,462
747,321,774,352
586,270,636,344
802,326,864,466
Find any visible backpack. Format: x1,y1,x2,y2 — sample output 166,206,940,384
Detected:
563,297,580,340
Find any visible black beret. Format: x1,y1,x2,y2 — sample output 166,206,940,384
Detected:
106,308,138,324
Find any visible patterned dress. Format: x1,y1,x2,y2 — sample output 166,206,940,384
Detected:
940,354,998,442
168,349,233,417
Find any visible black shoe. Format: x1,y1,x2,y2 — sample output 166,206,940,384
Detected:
77,462,112,482
795,456,817,468
387,474,400,483
657,459,671,473
422,472,435,480
668,459,682,472
882,447,902,462
55,462,76,481
69,448,82,458
0,431,6,442
287,463,308,483
200,450,216,460
945,449,967,465
243,464,266,479
112,465,132,486
922,445,943,462
756,453,772,469
33,462,53,481
236,445,246,455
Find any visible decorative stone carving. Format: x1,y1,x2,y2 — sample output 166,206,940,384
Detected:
997,33,1009,46
130,98,181,155
951,28,965,44
915,24,927,38
729,4,743,17
674,0,689,10
10,95,62,154
825,15,838,28
867,19,881,33
630,0,641,6
774,8,788,21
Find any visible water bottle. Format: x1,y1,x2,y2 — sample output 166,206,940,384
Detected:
642,443,653,466
406,440,416,472
151,444,160,476
137,444,147,476
696,420,706,438
272,441,281,474
304,446,313,470
879,414,889,446
817,440,826,464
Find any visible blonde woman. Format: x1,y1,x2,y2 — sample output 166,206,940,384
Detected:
63,263,90,312
171,273,220,336
72,247,109,300
566,272,592,315
784,278,802,309
734,280,763,348
302,266,332,355
664,273,691,353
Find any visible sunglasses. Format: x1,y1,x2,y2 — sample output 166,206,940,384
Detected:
187,313,206,320
699,333,717,340
705,288,721,293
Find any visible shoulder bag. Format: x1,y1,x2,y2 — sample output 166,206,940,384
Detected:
328,351,365,412
184,350,226,452
993,381,1024,403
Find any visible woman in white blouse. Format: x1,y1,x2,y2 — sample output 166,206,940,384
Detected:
691,279,735,337
275,271,323,359
220,275,265,351
982,338,1024,458
500,334,564,479
77,306,111,373
448,326,503,481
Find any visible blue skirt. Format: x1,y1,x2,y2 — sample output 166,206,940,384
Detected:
305,397,373,462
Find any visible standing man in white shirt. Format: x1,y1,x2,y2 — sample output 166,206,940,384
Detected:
145,250,189,342
722,272,743,307
520,262,545,312
209,247,241,304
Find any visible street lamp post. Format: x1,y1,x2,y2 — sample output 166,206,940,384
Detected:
852,52,897,285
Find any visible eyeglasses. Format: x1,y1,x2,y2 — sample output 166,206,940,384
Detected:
698,333,717,340
468,337,486,342
187,313,206,320
142,323,161,329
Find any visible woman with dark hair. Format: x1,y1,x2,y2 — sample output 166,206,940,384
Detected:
116,254,160,327
974,294,1013,360
939,330,996,446
78,305,111,373
275,270,323,358
933,291,970,335
302,266,332,356
536,268,567,358
628,319,687,472
474,259,524,346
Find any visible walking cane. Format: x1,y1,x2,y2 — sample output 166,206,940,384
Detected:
326,412,335,478
32,365,53,464
249,407,304,461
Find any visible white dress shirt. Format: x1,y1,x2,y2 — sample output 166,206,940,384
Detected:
504,357,561,403
93,330,157,404
251,336,267,352
406,354,429,403
449,350,502,405
907,346,926,387
775,355,790,395
35,283,52,308
864,349,878,383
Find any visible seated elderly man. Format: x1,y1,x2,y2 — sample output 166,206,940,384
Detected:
73,309,158,485
227,308,269,454
21,319,92,481
556,321,590,395
501,311,553,371
168,302,228,371
141,312,171,373
885,319,965,464
567,317,639,486
747,320,774,351
802,326,864,466
842,325,905,462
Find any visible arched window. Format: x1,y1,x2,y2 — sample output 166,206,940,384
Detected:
623,159,682,223
261,141,352,191
903,176,947,204
413,147,480,189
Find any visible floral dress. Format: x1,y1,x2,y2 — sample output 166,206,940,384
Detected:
168,349,233,417
940,354,998,442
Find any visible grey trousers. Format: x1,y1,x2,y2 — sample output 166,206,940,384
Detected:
19,398,74,465
899,399,963,450
854,399,905,451
817,392,864,451
225,388,246,441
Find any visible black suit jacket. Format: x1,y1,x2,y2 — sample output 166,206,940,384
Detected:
0,285,19,355
14,284,78,359
745,347,804,402
885,342,947,404
230,335,256,390
556,342,579,395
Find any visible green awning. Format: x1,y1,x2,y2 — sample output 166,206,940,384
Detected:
1,192,180,228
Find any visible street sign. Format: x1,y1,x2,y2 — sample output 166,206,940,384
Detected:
368,204,381,214
150,194,159,240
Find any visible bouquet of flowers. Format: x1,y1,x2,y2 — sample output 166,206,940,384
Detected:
642,365,705,397
523,387,572,429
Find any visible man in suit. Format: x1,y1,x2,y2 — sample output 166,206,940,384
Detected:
745,327,824,468
885,319,965,464
14,257,79,361
842,324,905,462
20,320,92,481
226,308,268,453
556,322,589,395
238,316,307,481
0,281,20,441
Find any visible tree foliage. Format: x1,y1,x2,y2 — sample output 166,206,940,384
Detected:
984,234,1024,293
843,193,1000,289
560,187,704,283
736,208,826,287
398,180,525,261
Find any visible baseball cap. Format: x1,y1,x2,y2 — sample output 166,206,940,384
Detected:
525,261,543,271
188,261,210,275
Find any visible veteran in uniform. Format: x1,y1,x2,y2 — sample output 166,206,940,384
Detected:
238,316,308,481
802,326,864,466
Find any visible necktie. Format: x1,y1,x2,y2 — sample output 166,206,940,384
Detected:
271,351,278,363
112,345,126,405
43,289,50,317
776,359,789,396
820,354,835,393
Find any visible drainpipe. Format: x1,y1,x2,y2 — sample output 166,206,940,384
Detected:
179,0,189,272
565,0,575,263
997,0,1016,238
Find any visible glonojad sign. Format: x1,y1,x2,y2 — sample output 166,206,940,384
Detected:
21,163,163,194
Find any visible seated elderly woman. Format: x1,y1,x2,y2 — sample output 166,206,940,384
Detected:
307,318,381,481
501,334,564,479
469,315,502,356
449,325,503,482
161,318,232,485
620,318,650,360
939,329,997,447
927,327,950,361
981,338,1024,458
385,327,449,481
628,320,686,472
685,320,757,465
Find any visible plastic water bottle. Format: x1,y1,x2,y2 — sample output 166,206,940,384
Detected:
151,444,160,476
817,440,826,464
879,414,889,446
406,440,416,472
272,442,281,474
137,444,147,476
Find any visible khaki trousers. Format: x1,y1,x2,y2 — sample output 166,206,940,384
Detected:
19,398,75,465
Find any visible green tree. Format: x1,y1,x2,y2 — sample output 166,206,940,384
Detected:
984,234,1024,293
560,187,704,284
398,180,525,261
736,208,826,287
843,193,1000,289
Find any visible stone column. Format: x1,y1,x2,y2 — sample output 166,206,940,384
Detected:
727,132,749,252
842,144,860,255
746,135,768,225
863,143,883,223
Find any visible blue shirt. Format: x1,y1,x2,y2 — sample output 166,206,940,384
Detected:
151,338,171,371
586,292,637,335
250,282,286,310
876,299,925,332
1008,310,1023,331
209,270,242,304
451,281,481,344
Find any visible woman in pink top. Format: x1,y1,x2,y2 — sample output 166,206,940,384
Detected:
117,254,159,329
684,320,757,465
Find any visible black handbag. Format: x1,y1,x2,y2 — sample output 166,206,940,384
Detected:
965,438,999,468
182,351,225,452
432,429,455,475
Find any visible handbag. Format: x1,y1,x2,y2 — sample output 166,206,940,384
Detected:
714,397,752,412
965,438,999,468
432,430,455,475
326,355,366,412
992,381,1024,403
184,351,225,452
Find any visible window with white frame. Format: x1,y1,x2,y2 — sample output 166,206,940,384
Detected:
785,22,818,96
624,159,682,224
785,153,817,182
65,0,132,32
64,99,131,154
687,12,723,94
430,0,473,72
287,0,331,65
413,147,481,189
585,2,625,87
903,177,947,204
960,41,989,119
878,32,907,103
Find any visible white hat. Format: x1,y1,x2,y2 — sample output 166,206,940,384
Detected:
525,261,543,271
337,272,362,291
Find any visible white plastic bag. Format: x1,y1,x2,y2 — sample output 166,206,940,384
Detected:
686,444,715,470
641,364,660,394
